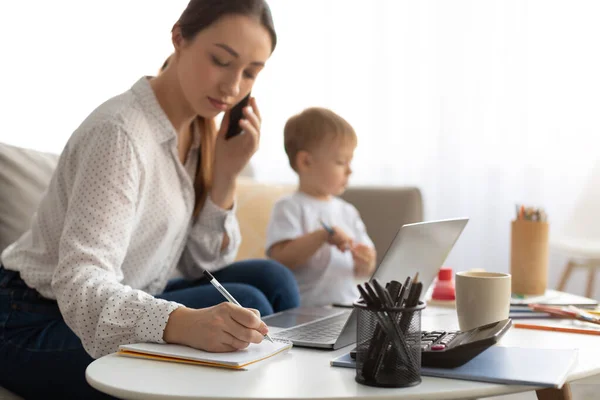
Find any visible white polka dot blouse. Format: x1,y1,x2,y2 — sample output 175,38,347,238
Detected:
1,77,241,358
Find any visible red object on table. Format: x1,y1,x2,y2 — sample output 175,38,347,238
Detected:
431,266,456,300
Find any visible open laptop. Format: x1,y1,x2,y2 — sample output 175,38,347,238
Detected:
264,218,469,349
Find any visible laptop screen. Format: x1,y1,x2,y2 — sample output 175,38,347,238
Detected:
370,218,469,295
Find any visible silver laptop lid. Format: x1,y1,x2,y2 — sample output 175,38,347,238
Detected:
333,218,469,349
370,218,469,292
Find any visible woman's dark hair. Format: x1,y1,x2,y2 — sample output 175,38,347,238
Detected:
176,0,277,52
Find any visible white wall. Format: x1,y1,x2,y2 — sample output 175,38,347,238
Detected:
1,1,598,297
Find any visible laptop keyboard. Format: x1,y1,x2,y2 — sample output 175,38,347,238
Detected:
273,313,349,342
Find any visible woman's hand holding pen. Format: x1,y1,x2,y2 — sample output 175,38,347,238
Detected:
163,303,269,352
211,97,262,209
352,243,376,277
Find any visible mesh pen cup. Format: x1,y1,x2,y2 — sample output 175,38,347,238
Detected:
510,219,549,295
353,300,425,388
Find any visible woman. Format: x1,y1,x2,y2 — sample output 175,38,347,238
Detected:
0,0,299,398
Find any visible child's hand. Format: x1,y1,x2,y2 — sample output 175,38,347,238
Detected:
352,243,376,277
327,226,353,252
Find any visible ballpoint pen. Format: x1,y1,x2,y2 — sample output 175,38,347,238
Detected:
203,270,274,343
319,219,335,236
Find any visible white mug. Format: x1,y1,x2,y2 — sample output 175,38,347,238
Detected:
455,271,511,331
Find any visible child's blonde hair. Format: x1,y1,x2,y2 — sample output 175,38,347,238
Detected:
283,107,357,172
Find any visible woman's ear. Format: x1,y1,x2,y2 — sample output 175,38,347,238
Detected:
296,150,312,173
171,25,184,54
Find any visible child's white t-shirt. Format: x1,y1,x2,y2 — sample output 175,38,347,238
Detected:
265,191,374,307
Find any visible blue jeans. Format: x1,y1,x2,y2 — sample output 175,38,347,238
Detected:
0,260,299,399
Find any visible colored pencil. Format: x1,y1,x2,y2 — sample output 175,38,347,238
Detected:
514,323,600,336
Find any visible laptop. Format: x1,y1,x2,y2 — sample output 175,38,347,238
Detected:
265,218,469,349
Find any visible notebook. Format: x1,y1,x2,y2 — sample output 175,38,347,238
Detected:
509,306,556,319
331,346,578,388
118,339,292,370
511,290,598,308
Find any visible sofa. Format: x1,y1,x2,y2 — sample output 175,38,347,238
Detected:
0,142,423,398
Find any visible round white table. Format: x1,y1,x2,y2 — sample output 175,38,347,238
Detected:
86,308,600,400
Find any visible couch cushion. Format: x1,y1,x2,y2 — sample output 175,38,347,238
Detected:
0,143,59,254
341,186,423,265
235,177,295,260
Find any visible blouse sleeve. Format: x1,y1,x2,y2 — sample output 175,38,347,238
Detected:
52,122,182,359
177,196,241,279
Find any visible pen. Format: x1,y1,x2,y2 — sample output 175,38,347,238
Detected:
203,270,274,343
396,276,411,307
319,219,335,236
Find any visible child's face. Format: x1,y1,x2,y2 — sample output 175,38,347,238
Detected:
301,138,355,197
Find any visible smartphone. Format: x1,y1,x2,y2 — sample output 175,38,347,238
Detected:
224,93,251,140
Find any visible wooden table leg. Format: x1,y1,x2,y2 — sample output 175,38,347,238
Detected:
535,383,572,400
586,267,595,299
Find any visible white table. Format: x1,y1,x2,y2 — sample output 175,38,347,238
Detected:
86,307,600,400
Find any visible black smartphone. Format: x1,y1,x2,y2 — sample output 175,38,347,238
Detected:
224,93,251,140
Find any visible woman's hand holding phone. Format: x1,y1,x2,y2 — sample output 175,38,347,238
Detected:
224,94,251,140
210,96,262,209
214,95,261,178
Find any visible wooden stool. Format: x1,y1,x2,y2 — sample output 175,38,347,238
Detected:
556,259,600,298
551,160,600,299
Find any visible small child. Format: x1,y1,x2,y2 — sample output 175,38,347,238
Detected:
265,107,377,307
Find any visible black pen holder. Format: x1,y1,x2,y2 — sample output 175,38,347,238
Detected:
353,300,425,388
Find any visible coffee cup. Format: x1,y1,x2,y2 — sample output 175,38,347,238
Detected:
455,271,511,331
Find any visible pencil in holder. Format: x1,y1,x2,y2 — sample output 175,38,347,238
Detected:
353,300,425,388
510,219,549,295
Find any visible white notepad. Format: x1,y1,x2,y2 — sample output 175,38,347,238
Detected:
118,339,292,370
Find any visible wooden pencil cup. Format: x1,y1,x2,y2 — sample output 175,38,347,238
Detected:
510,220,549,295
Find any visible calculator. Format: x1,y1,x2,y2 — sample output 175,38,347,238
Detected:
351,318,512,368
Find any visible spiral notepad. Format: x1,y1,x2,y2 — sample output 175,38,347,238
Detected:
118,339,292,370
